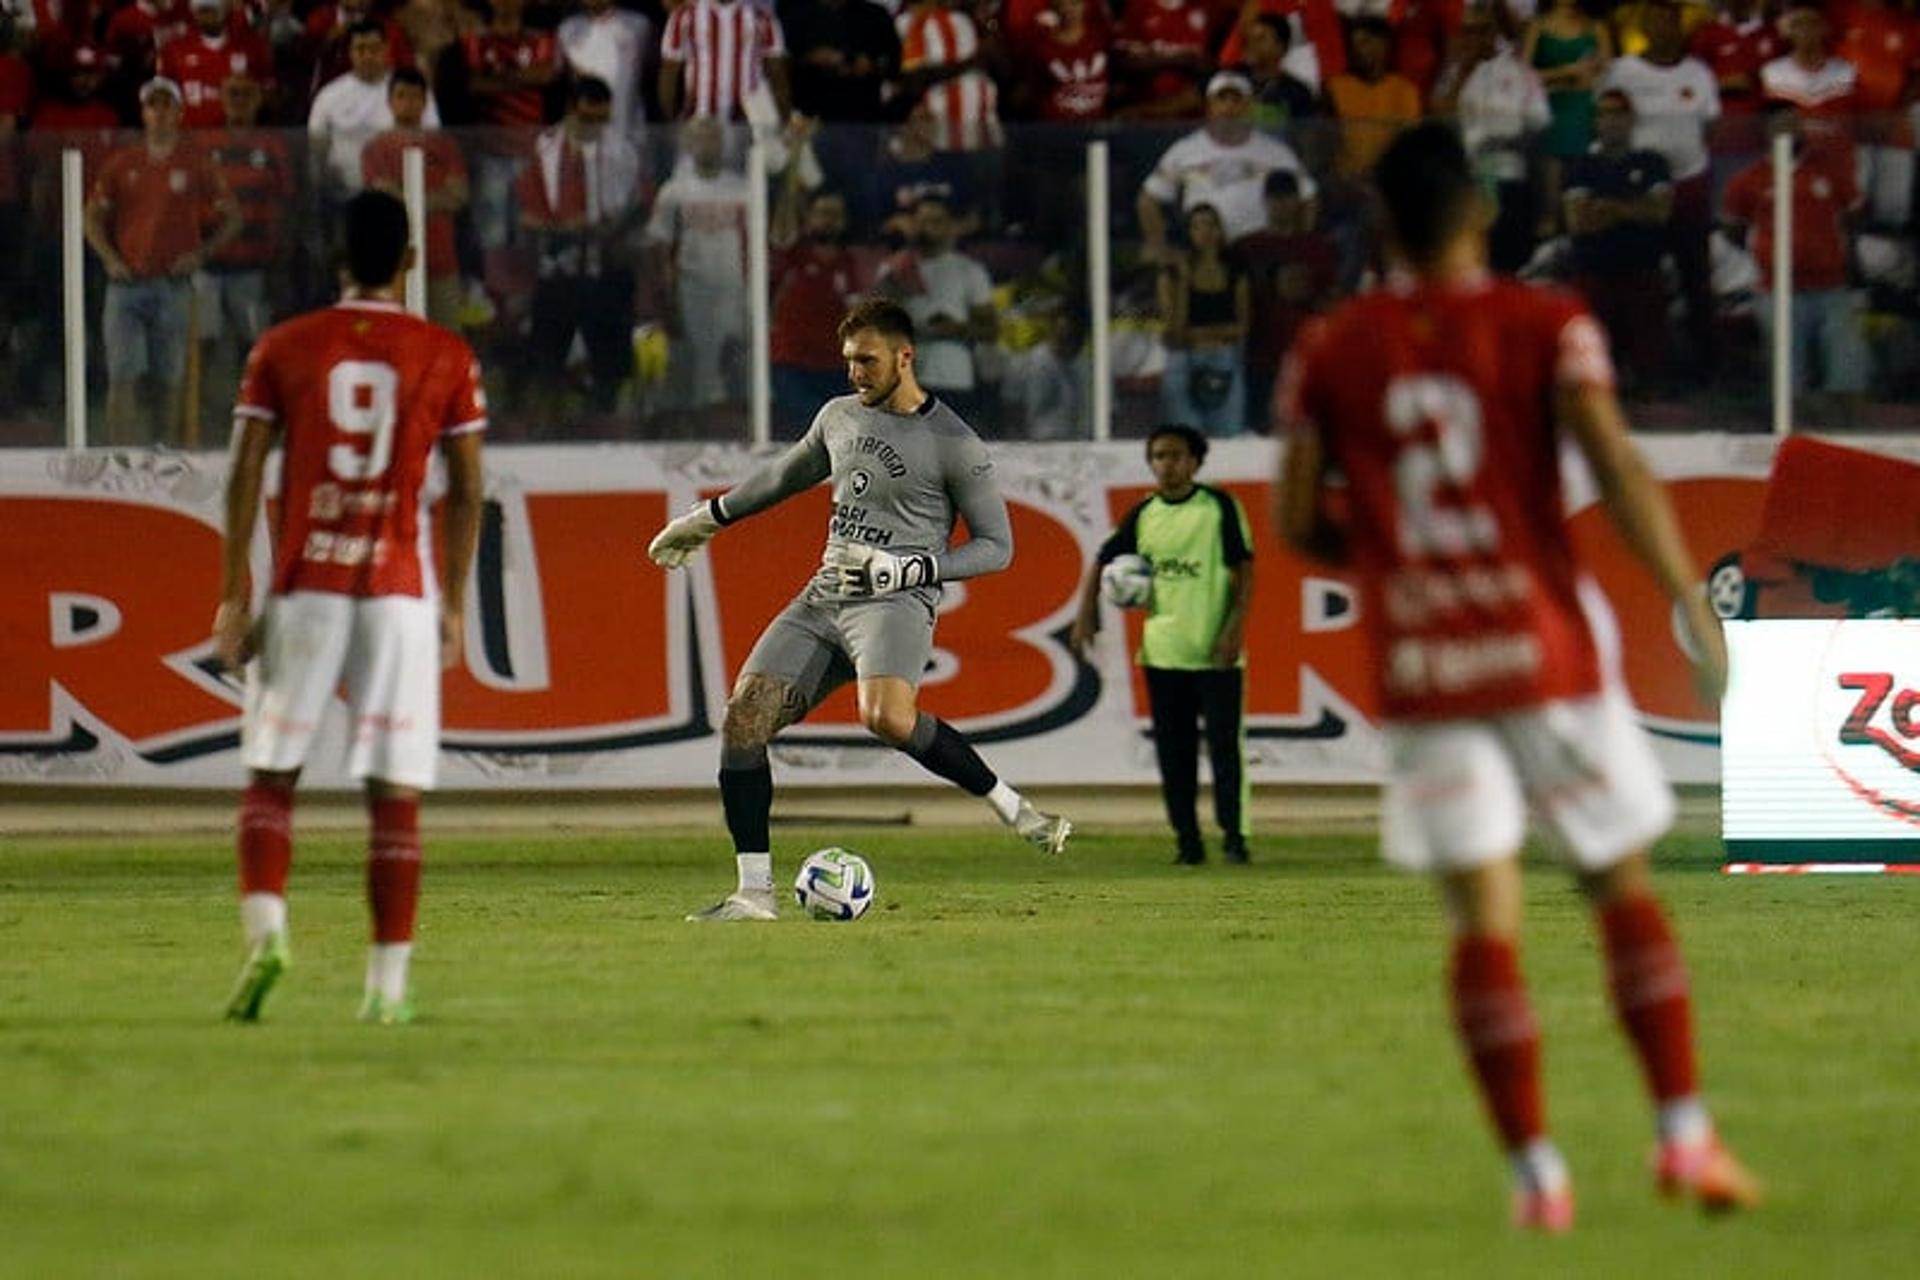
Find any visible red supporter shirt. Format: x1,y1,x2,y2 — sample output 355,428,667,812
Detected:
770,243,857,369
158,30,275,128
103,1,192,79
1392,0,1464,101
27,99,122,187
1017,24,1111,120
203,130,292,270
1217,0,1347,80
0,53,31,205
461,28,558,127
236,300,487,599
1281,277,1616,721
1687,17,1785,111
89,139,224,277
1115,0,1210,101
1722,145,1860,291
1836,6,1920,113
361,130,466,276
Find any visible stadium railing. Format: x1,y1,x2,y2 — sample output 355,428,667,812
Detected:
1,112,1913,450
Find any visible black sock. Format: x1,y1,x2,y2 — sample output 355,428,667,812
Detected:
719,744,772,854
902,713,996,797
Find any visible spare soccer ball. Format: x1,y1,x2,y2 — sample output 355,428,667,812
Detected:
1100,554,1154,609
794,848,875,921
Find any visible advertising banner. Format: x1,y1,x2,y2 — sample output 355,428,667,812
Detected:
1723,619,1920,866
0,437,1775,789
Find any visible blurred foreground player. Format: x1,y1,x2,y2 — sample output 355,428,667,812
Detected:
648,298,1072,922
1275,122,1760,1230
214,190,488,1024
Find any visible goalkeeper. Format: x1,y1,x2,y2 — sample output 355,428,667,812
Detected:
648,298,1073,922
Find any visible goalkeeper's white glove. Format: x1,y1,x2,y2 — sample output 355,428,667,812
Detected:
647,499,724,569
823,542,938,598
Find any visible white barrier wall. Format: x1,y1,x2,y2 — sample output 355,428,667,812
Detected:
0,437,1780,789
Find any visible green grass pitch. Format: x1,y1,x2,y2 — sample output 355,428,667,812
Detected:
1,826,1915,1277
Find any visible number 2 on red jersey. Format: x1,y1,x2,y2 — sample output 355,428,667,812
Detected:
1384,374,1497,560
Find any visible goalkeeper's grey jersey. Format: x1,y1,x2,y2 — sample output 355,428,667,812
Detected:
715,394,1013,587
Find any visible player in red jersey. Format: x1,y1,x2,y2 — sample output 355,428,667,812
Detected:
1275,122,1760,1231
213,190,487,1026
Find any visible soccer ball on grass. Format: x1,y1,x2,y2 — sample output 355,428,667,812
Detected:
1100,554,1154,609
794,848,875,921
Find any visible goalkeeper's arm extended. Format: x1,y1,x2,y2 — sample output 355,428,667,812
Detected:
645,433,831,569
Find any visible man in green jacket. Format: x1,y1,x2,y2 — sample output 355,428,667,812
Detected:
1071,425,1256,863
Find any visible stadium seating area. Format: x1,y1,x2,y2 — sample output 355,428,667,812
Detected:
3,0,1920,444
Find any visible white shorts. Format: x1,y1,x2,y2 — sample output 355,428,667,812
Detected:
1380,689,1675,874
241,592,442,789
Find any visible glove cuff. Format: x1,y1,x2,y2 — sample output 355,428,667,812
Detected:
708,496,736,527
912,553,939,587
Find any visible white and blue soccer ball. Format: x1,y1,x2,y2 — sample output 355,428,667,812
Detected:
794,848,875,921
1100,554,1154,609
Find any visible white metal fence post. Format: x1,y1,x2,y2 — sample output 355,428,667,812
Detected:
1087,139,1111,443
62,148,87,450
1771,128,1792,437
748,135,771,447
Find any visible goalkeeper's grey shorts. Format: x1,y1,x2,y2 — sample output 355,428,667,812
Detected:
738,587,939,703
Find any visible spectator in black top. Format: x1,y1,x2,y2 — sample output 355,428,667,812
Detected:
1157,202,1250,436
782,0,901,123
1564,89,1674,391
863,101,979,239
1242,16,1320,131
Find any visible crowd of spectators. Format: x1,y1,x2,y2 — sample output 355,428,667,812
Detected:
1,0,1919,442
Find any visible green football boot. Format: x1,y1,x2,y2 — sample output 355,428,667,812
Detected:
223,932,291,1023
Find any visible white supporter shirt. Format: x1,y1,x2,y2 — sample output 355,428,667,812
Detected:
645,164,750,285
307,71,441,191
1600,55,1721,182
890,249,992,391
1458,50,1551,182
558,8,653,136
1141,128,1317,242
1760,54,1858,112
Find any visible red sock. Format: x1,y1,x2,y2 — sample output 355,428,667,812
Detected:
1450,934,1546,1150
237,781,293,896
1599,894,1698,1104
366,794,422,944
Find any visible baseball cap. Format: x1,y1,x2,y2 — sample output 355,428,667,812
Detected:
140,77,184,103
1206,70,1254,98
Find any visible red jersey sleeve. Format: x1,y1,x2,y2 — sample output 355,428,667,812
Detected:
234,328,282,423
361,133,396,189
441,341,488,437
437,134,468,181
1542,294,1615,391
1274,315,1333,447
1830,148,1862,210
89,148,135,207
1722,162,1760,224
